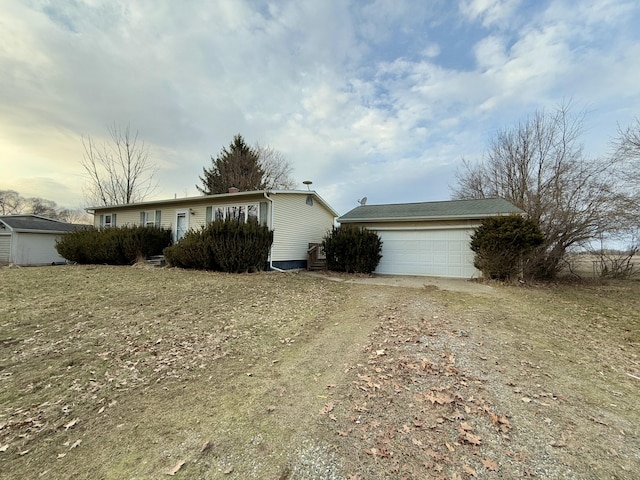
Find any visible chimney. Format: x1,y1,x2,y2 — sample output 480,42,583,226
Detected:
228,186,239,193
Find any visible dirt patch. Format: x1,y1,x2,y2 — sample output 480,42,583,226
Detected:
304,271,495,294
0,266,638,479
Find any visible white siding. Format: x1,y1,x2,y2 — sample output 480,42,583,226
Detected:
271,193,335,262
12,232,68,265
0,235,10,263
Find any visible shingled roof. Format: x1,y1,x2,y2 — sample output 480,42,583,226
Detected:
339,198,523,223
0,215,82,233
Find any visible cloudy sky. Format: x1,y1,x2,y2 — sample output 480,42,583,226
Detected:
2,0,639,216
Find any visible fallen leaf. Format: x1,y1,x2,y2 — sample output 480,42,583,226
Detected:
19,450,30,456
64,418,80,430
521,397,532,403
0,444,8,453
167,460,185,476
319,402,334,415
69,440,82,449
223,466,234,474
461,432,482,446
459,422,473,432
483,458,500,471
57,453,66,459
200,440,212,453
463,464,477,477
376,349,386,356
445,442,455,452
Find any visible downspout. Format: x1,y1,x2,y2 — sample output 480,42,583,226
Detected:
263,191,285,272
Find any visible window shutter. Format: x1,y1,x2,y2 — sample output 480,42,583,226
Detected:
112,213,117,227
259,202,268,226
155,210,161,227
140,212,145,225
206,206,212,224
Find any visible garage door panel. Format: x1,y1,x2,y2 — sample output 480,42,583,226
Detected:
375,229,478,278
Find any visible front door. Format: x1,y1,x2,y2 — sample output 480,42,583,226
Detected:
175,209,189,241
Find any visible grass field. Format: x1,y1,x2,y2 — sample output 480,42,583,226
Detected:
1,265,638,479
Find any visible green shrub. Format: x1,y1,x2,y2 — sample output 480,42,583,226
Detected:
322,225,382,273
55,226,172,265
470,215,544,280
163,220,273,273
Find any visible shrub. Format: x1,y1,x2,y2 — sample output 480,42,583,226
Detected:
55,226,172,265
322,225,382,273
470,215,544,280
163,220,273,273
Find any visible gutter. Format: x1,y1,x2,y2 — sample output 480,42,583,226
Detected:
263,191,285,272
338,212,523,223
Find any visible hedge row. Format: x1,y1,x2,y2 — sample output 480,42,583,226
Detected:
163,220,273,273
322,225,382,273
470,215,544,280
55,226,172,265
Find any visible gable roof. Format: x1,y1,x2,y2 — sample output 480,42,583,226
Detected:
339,198,523,223
87,190,339,217
0,215,82,233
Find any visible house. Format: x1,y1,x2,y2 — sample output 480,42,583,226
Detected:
0,215,82,266
87,189,338,270
338,198,523,278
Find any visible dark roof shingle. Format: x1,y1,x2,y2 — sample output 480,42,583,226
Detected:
339,198,523,222
0,215,81,232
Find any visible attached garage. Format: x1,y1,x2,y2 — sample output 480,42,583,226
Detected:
338,198,523,279
0,215,83,266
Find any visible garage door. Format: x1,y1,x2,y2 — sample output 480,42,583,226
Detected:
374,228,478,278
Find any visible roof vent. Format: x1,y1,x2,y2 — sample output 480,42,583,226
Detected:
228,186,239,193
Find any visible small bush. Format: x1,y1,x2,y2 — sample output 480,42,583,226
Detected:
470,215,544,280
322,225,382,273
163,220,273,273
56,226,172,265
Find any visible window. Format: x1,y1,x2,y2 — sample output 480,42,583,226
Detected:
101,214,116,228
210,203,259,224
140,210,161,227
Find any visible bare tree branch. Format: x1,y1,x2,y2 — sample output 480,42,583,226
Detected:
452,103,627,278
81,122,158,206
255,144,297,190
0,190,25,215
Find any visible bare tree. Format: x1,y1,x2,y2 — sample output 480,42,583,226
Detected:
611,117,640,224
55,208,93,224
452,104,622,279
0,190,25,214
27,197,59,218
82,123,158,206
255,144,297,190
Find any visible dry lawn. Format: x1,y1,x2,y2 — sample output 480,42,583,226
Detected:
0,265,638,479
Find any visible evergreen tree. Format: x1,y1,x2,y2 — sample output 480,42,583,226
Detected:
197,135,266,194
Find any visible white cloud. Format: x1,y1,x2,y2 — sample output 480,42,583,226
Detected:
458,0,522,28
1,0,640,216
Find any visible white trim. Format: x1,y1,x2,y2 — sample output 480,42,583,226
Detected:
369,224,480,231
174,209,190,242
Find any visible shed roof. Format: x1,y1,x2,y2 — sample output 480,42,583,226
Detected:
339,198,523,223
0,215,82,233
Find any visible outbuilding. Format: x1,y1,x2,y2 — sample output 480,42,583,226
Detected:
338,198,523,278
0,215,82,266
